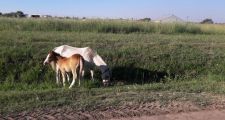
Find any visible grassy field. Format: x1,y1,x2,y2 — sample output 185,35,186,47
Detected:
1,17,225,114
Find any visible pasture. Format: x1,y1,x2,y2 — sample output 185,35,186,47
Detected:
1,17,225,118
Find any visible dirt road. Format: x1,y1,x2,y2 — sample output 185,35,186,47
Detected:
113,110,225,120
3,100,225,120
3,109,225,120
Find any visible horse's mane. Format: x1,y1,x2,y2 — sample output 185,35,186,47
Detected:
51,51,65,59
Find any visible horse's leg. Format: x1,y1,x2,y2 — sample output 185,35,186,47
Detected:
78,70,80,86
66,73,70,83
69,69,77,89
78,68,83,86
90,69,94,81
81,70,85,79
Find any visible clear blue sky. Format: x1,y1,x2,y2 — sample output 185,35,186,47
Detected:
0,0,225,23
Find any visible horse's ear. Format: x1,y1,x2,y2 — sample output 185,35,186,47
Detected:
49,50,55,55
48,50,52,54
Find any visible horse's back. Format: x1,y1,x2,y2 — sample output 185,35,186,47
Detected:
54,45,86,57
54,45,94,59
70,54,82,62
53,45,106,67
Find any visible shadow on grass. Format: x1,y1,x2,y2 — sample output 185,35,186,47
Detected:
111,66,171,85
52,66,172,87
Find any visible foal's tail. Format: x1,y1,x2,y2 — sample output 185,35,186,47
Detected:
79,56,84,79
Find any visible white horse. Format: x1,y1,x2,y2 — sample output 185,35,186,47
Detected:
44,45,111,86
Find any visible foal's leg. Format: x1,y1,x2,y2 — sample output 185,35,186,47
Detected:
61,71,66,87
69,69,77,89
56,69,60,85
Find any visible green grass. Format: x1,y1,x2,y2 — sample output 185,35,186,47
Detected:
1,18,225,114
1,30,225,87
1,77,225,114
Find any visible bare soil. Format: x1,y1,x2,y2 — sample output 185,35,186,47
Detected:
2,100,225,120
2,93,225,120
113,110,225,120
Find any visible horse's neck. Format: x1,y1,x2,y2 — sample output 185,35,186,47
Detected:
53,55,66,66
92,54,109,74
93,54,107,67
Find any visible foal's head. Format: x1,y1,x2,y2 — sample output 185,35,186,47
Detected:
43,51,61,65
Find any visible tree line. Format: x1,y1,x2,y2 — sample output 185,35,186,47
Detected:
0,11,27,18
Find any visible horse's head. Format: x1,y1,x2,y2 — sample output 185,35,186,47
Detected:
43,51,59,65
101,67,111,86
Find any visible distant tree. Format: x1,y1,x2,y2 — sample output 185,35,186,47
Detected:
15,11,26,17
201,18,214,24
65,16,71,19
139,18,151,22
0,12,2,16
2,11,26,18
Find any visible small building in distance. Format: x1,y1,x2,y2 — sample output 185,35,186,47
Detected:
30,15,40,18
154,15,185,23
42,15,52,18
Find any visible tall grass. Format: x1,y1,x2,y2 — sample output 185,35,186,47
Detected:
0,17,225,34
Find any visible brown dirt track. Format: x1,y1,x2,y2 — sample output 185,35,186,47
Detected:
113,110,225,120
3,98,225,120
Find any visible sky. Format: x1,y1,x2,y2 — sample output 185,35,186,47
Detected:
0,0,225,23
